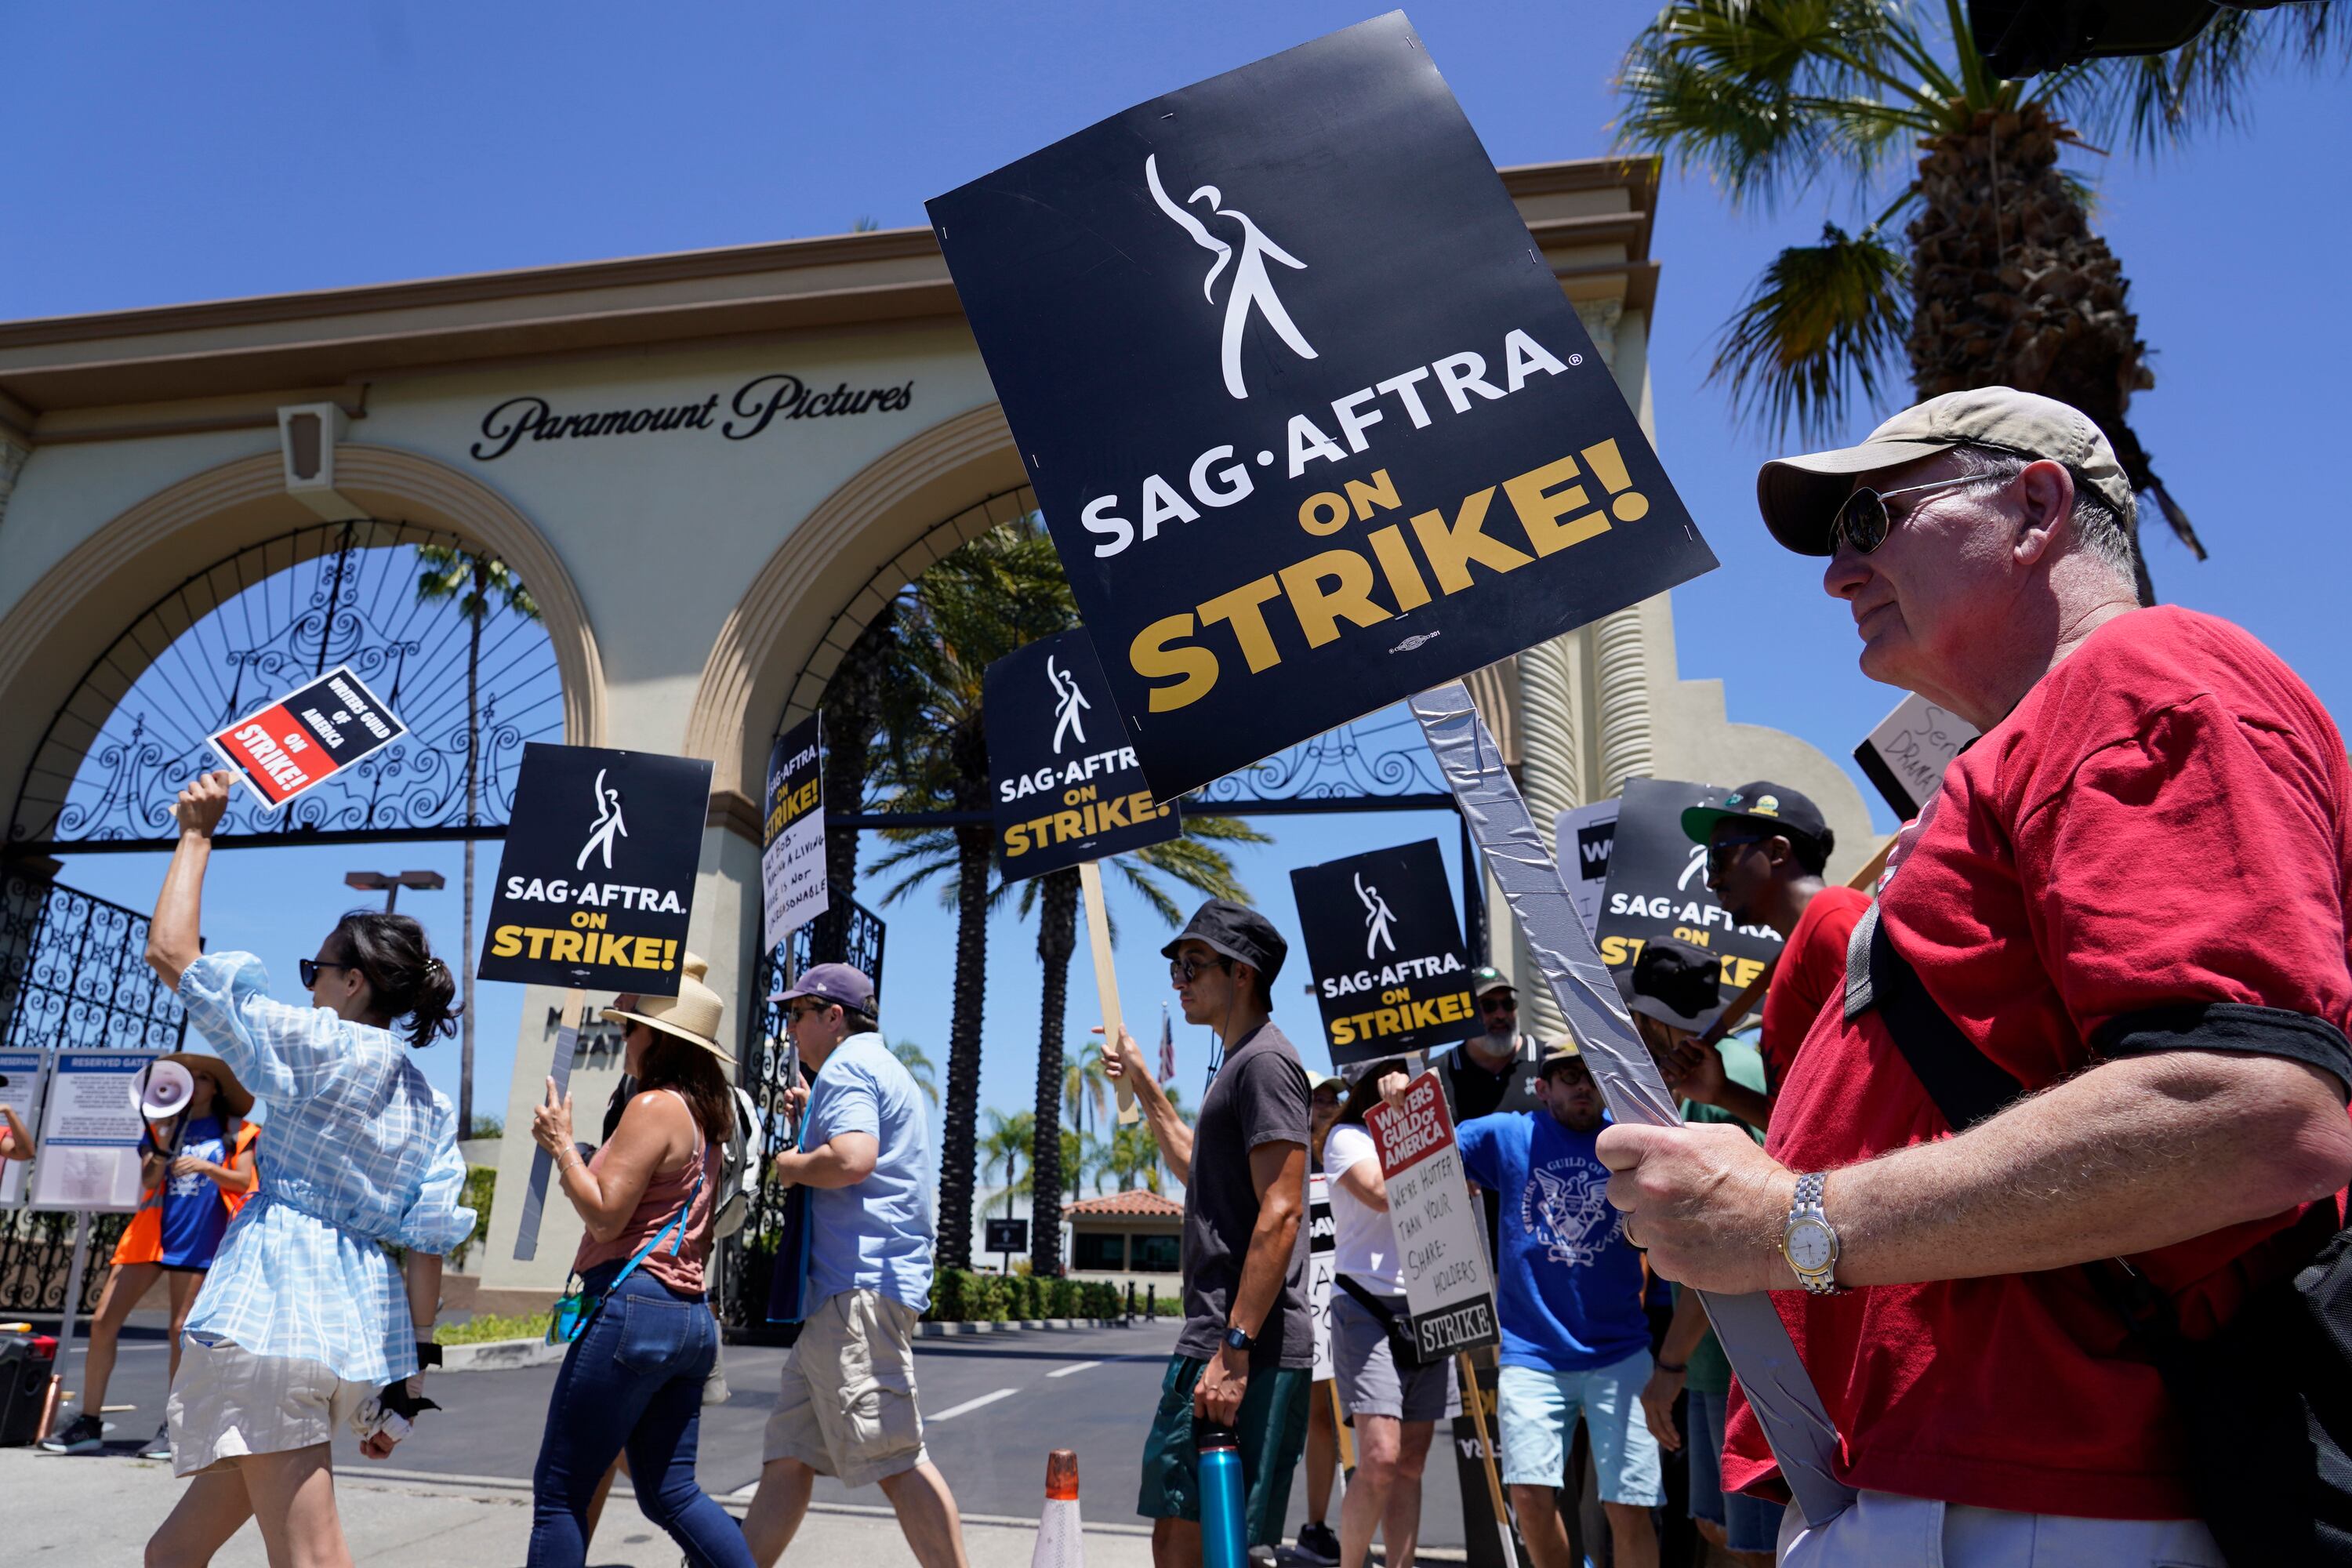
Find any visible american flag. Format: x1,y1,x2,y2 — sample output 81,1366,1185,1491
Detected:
1157,1003,1175,1084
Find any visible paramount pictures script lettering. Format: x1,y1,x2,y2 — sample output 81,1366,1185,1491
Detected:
470,372,916,460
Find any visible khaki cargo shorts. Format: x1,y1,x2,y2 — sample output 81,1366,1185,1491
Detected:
763,1288,929,1488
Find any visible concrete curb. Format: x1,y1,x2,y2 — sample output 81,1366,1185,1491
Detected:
434,1337,567,1373
915,1316,1133,1338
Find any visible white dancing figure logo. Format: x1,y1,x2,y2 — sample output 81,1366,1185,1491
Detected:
1356,871,1396,960
1145,154,1319,400
1048,654,1090,754
576,767,628,872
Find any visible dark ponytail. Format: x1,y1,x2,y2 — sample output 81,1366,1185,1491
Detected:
328,910,460,1050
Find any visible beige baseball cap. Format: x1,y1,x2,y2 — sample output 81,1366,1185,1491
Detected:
1758,387,2132,555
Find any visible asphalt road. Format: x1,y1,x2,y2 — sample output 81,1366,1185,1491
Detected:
37,1312,1474,1547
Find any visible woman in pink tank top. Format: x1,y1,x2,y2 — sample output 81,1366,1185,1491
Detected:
524,954,750,1568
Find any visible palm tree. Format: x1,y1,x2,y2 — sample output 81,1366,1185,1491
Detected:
416,545,538,1138
1615,2,2347,596
808,601,912,967
1102,1083,1187,1195
867,522,1077,1271
1007,822,1266,1276
978,1108,1036,1222
889,1039,939,1107
1065,1051,1111,1145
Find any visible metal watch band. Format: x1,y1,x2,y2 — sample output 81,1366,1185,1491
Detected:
1786,1171,1844,1296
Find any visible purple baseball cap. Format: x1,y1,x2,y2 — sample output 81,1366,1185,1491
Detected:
771,961,876,1014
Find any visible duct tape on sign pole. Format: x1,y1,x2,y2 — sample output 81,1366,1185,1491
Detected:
1407,681,1854,1526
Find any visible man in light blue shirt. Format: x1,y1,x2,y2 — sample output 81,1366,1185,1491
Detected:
741,964,968,1568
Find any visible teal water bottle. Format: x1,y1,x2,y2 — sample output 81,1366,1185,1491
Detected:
1196,1421,1247,1568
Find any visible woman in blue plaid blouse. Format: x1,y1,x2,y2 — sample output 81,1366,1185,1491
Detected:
141,769,476,1567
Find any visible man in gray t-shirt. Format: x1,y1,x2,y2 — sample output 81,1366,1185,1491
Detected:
1105,898,1312,1566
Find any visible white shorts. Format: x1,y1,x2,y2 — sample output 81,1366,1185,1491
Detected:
166,1334,373,1477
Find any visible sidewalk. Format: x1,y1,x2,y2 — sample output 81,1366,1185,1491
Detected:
0,1446,1158,1566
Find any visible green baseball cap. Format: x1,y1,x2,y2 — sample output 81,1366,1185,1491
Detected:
1758,387,2132,555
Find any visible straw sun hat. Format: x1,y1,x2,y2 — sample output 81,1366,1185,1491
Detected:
601,952,732,1075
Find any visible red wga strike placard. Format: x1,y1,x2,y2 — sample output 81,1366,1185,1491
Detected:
1365,1069,1498,1358
207,666,408,810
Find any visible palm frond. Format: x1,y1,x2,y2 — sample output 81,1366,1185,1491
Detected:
2041,4,2352,158
1710,223,1911,442
1613,0,1961,209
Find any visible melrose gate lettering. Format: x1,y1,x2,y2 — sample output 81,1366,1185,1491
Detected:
470,372,916,460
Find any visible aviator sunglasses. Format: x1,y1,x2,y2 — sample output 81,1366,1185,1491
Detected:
1829,473,1984,555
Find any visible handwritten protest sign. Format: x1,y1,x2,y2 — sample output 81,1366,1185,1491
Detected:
206,666,405,811
1854,691,1976,821
1365,1069,1497,1358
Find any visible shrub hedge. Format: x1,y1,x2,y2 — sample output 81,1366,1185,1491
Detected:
925,1270,1127,1323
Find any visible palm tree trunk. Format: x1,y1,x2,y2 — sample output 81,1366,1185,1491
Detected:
1029,866,1079,1276
814,604,895,964
458,561,485,1139
936,817,991,1273
1906,102,2198,601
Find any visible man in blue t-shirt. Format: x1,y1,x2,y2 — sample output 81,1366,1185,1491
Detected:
1457,1044,1663,1568
742,964,969,1568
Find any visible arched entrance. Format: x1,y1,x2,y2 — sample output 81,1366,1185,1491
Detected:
0,452,593,1313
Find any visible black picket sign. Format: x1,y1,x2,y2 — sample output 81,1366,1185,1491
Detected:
477,743,713,996
985,629,1182,882
928,13,1716,800
1290,838,1473,1066
1593,777,1784,1004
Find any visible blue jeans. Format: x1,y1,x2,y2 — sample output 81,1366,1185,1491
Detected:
527,1264,750,1567
1687,1388,1781,1555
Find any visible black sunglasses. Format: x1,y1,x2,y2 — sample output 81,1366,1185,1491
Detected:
1830,473,1983,555
1706,834,1771,871
299,958,354,988
1169,953,1233,983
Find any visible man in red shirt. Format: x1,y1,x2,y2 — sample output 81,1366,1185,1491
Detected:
1597,387,2352,1565
1677,781,1870,1123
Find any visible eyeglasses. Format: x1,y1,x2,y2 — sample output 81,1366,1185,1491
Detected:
1829,473,1985,555
786,1000,833,1024
1478,994,1515,1014
1168,953,1233,983
299,959,354,988
1706,834,1770,871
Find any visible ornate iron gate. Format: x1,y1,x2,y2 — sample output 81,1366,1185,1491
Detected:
0,869,190,1312
720,900,887,1334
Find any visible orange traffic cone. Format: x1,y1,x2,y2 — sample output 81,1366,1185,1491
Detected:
1033,1448,1084,1568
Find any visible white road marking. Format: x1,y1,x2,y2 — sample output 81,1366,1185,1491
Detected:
1047,1361,1101,1378
927,1386,1020,1421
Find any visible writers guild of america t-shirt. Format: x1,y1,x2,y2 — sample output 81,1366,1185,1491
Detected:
154,1115,232,1269
1179,1021,1312,1370
1454,1109,1650,1374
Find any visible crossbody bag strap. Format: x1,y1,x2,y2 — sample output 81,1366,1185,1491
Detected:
608,1124,710,1290
1844,903,2024,1131
1334,1271,1406,1327
1845,903,2184,1346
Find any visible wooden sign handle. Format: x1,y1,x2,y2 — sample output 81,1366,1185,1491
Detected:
1078,860,1138,1125
1457,1352,1512,1537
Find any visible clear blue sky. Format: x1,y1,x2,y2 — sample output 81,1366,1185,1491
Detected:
17,5,2349,1178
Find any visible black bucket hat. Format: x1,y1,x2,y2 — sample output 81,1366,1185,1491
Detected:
1163,898,1288,988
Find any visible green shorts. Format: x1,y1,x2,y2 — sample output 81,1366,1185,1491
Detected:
1137,1355,1312,1547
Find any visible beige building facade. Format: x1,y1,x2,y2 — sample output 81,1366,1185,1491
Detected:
0,155,1870,1308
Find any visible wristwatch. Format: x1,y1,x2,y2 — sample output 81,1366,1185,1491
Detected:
1780,1171,1845,1295
1221,1325,1254,1353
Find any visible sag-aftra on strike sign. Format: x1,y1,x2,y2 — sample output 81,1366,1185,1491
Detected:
930,13,1715,800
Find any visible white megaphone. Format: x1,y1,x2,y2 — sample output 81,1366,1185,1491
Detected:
136,1059,197,1120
